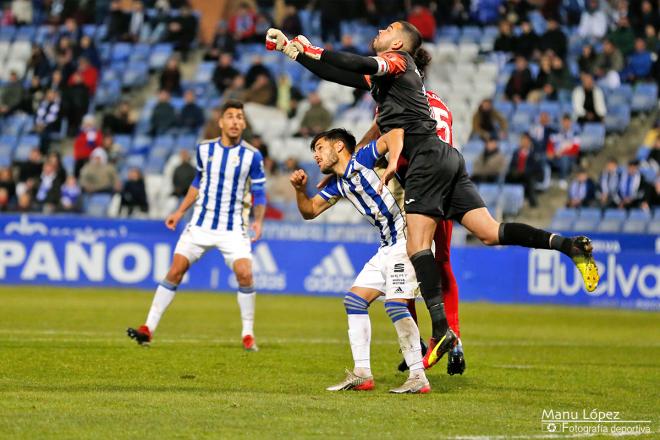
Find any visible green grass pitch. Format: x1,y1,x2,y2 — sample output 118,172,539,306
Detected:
0,286,657,439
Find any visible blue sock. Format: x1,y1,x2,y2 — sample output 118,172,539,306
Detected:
343,292,369,315
385,301,412,323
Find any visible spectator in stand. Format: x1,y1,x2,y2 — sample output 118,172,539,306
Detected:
179,90,204,134
632,0,659,33
245,56,274,89
16,192,34,213
61,17,82,42
126,0,148,42
505,55,534,103
11,0,32,25
280,4,302,37
60,175,82,212
644,25,659,52
71,57,99,96
212,53,240,94
25,46,52,84
622,38,654,83
73,115,104,178
642,118,660,147
618,160,646,209
530,111,556,162
578,0,608,40
120,168,149,216
539,17,567,59
578,44,598,75
46,151,67,183
101,133,124,165
243,73,275,106
529,54,555,101
33,161,64,213
641,177,660,211
471,137,508,183
160,57,183,96
548,114,581,186
573,73,607,124
204,20,236,61
78,36,101,70
319,0,343,42
62,72,91,136
506,133,540,207
0,188,10,212
607,16,635,56
471,98,508,140
102,101,136,135
34,89,61,154
15,148,42,183
549,55,574,101
494,19,516,53
297,92,333,137
229,2,257,43
171,149,196,198
0,71,23,118
566,168,596,207
166,4,198,58
202,107,222,139
79,148,120,194
594,39,624,88
514,20,539,59
150,90,177,136
0,167,16,205
499,0,533,25
407,4,436,42
339,34,362,54
106,0,129,42
598,157,621,207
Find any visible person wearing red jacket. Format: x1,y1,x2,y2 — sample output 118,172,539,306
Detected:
547,114,581,187
73,115,103,178
407,5,436,42
70,57,99,96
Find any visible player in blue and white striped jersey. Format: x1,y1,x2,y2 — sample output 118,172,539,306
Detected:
290,128,430,394
128,100,266,352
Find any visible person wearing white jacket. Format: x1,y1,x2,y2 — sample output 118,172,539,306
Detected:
572,73,607,124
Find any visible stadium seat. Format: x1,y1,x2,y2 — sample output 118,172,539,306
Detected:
14,26,36,41
603,209,627,220
628,209,651,220
636,146,650,160
0,26,16,41
94,79,121,107
493,100,514,119
111,43,133,63
462,139,485,155
538,101,561,122
580,123,606,153
647,219,660,234
477,183,500,208
631,83,658,113
596,218,622,232
129,43,151,62
572,218,599,231
577,207,602,220
511,110,534,134
131,135,153,154
622,219,648,233
500,184,525,216
122,63,149,88
84,193,113,217
149,43,173,70
194,61,216,84
605,105,631,133
13,134,39,161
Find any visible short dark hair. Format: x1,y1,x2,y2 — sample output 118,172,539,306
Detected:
310,128,357,154
221,99,244,115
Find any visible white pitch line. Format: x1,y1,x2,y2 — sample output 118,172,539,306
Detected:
0,329,658,348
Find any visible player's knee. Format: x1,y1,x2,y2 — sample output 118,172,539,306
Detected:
343,292,370,315
235,267,253,287
384,300,412,326
166,266,187,285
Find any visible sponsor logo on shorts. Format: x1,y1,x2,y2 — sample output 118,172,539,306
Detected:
393,263,404,273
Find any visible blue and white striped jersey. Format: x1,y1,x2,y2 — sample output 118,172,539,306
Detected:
190,138,265,232
318,141,406,247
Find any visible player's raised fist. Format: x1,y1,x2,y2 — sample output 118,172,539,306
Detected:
266,28,289,52
289,169,308,190
291,35,323,60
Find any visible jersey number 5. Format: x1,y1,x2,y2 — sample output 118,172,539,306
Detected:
432,106,451,145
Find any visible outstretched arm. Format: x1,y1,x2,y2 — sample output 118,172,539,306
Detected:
290,169,334,219
296,55,371,90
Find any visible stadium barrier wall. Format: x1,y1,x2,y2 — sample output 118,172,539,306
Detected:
0,215,657,311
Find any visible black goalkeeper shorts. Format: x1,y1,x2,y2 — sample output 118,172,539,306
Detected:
402,134,485,220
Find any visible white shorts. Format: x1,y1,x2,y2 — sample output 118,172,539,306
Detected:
352,240,419,300
174,225,252,268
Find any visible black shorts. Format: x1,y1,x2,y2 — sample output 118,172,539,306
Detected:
402,134,485,220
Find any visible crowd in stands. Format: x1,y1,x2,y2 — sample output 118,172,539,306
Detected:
0,0,658,229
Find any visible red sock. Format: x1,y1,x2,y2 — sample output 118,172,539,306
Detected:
433,220,461,338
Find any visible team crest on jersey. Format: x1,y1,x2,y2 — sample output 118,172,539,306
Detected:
231,155,241,167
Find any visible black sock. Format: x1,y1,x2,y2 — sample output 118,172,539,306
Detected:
498,223,573,255
410,249,448,340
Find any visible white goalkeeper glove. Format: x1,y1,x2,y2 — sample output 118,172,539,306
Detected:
290,35,324,60
265,28,289,52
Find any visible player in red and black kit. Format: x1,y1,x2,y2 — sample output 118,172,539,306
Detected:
267,22,599,370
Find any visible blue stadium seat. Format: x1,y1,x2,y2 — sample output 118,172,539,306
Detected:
61,155,75,176
622,219,648,233
463,139,485,155
572,218,599,231
493,100,514,119
578,207,602,220
0,134,18,151
0,26,16,41
149,43,173,70
84,193,113,217
636,146,650,160
131,135,152,154
111,43,132,63
628,209,651,220
500,184,524,216
195,61,216,84
35,26,56,44
93,79,121,107
129,43,151,62
122,63,149,88
99,42,113,64
603,209,627,220
2,113,28,136
580,123,606,152
125,154,146,169
154,135,175,149
113,135,132,152
604,84,633,108
538,101,561,122
511,110,534,133
631,83,658,113
177,134,198,150
82,24,98,38
13,134,40,161
0,144,12,167
14,26,36,41
654,207,660,218
460,26,482,43
477,183,501,208
596,218,622,232
648,220,660,234
605,105,631,133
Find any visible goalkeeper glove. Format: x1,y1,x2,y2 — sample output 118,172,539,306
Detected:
290,35,324,60
265,28,289,52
